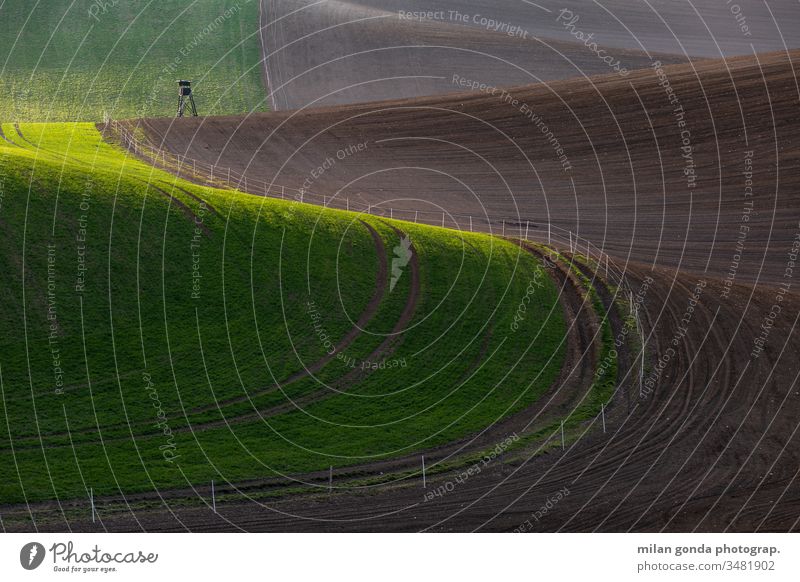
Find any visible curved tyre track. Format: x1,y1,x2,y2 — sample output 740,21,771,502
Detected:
0,239,612,530
187,219,390,418
243,224,420,419
26,262,797,533
6,220,391,446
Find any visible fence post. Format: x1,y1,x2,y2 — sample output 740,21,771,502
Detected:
525,220,529,241
442,212,445,227
601,404,606,433
469,216,473,232
422,455,426,489
414,210,418,223
502,220,505,237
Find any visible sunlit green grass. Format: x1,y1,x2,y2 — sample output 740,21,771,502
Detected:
0,0,267,121
0,123,565,503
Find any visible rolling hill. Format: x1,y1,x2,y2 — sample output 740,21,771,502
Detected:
0,121,572,514
260,0,800,109
139,50,800,286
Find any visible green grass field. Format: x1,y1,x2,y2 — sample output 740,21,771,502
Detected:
0,122,566,503
0,0,267,122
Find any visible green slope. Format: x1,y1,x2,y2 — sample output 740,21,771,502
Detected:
0,0,267,122
0,122,566,503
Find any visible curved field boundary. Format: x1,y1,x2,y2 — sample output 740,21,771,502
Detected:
103,120,630,293
37,263,799,533
0,235,618,526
